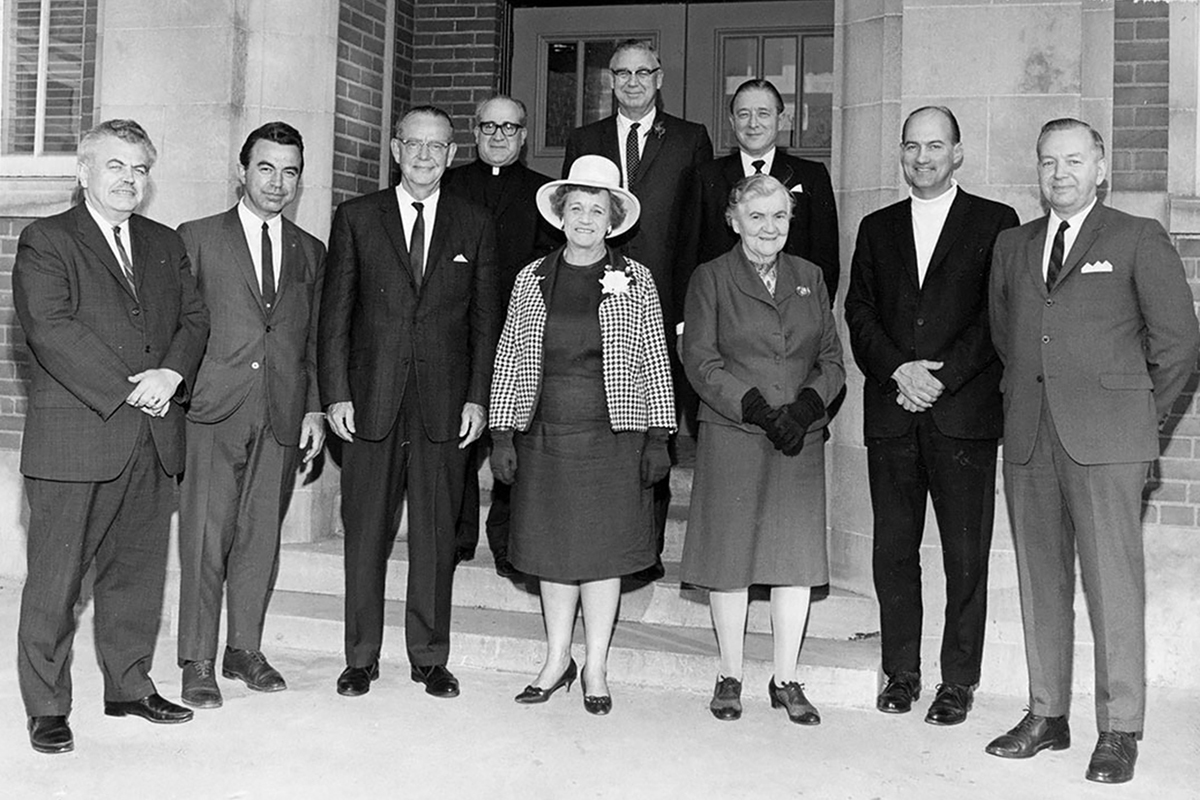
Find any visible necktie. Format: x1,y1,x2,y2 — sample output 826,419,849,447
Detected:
625,122,641,187
1046,219,1069,290
112,225,137,298
261,221,276,309
411,201,425,287
751,159,766,175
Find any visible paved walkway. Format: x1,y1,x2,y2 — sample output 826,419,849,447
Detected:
2,580,1196,799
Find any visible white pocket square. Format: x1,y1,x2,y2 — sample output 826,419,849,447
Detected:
453,253,469,263
1080,260,1113,274
789,184,804,194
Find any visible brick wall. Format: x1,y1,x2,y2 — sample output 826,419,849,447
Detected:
333,0,390,207
1150,235,1200,526
0,218,33,452
1111,0,1169,192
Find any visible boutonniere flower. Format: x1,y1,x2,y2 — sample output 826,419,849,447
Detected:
652,120,666,139
599,265,635,296
797,286,811,297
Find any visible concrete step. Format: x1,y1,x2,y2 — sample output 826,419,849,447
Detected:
276,541,881,641
261,589,881,708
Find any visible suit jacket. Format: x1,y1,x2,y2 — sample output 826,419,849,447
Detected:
563,112,713,327
442,159,561,306
489,247,675,434
318,187,499,442
990,203,1200,465
682,247,844,434
178,206,326,446
13,203,209,481
845,189,1019,441
680,150,840,315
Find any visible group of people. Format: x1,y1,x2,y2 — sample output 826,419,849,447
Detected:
11,38,1196,789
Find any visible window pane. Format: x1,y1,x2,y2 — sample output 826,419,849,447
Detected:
800,34,833,150
545,41,578,148
580,40,617,127
764,37,798,148
2,0,43,155
719,37,758,152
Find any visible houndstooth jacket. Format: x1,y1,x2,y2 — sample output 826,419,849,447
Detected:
489,246,676,433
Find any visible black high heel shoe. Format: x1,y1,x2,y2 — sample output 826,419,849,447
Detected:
514,659,578,704
580,671,612,716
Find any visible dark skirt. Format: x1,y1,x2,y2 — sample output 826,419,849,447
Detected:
680,421,828,590
509,420,656,582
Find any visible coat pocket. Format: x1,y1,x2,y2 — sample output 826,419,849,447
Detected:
1099,373,1153,390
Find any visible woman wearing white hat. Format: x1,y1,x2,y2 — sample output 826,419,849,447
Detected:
489,155,675,715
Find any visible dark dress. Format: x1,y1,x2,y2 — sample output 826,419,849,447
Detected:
509,253,656,581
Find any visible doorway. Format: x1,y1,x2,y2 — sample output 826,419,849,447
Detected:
510,1,834,177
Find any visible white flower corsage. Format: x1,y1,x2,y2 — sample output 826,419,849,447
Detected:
599,267,634,296
797,286,811,297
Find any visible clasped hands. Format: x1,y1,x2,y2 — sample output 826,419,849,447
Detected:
892,360,944,413
741,387,825,457
125,368,182,418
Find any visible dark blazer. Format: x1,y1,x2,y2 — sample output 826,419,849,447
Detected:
990,203,1200,465
318,188,499,442
682,248,844,434
14,203,209,481
442,159,560,306
178,207,325,446
563,112,713,327
680,150,840,315
845,188,1019,441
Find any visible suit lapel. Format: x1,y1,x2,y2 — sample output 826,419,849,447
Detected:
599,116,622,170
635,116,666,187
379,191,416,286
722,154,745,188
1054,203,1106,288
729,246,778,307
275,218,303,311
72,204,136,300
924,190,971,282
770,154,796,189
221,207,267,313
891,201,920,289
1025,217,1049,297
424,192,454,286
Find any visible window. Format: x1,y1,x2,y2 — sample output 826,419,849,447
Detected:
1,0,98,175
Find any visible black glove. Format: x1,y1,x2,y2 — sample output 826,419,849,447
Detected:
741,387,777,431
775,388,825,456
769,410,806,456
490,430,517,484
640,427,671,488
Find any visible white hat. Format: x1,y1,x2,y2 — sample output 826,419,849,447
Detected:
536,155,641,238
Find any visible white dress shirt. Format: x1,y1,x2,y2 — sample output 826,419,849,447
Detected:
739,147,776,177
237,200,283,293
616,107,656,188
1042,197,1098,280
910,181,958,287
395,183,440,268
83,200,134,271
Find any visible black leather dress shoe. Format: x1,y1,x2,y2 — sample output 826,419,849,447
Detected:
709,676,742,721
1085,731,1138,784
181,659,223,708
925,683,973,726
454,546,475,566
494,554,518,578
411,664,460,698
876,671,921,714
768,678,820,725
223,646,286,692
28,715,73,754
104,693,194,724
336,663,379,697
514,659,577,704
985,712,1070,758
580,673,612,716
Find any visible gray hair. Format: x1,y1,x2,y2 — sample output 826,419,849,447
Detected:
78,119,157,168
475,94,528,127
1037,117,1105,158
724,173,794,226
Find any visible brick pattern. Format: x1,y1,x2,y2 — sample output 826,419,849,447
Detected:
1111,0,1169,192
0,218,33,452
1149,235,1200,526
334,0,390,207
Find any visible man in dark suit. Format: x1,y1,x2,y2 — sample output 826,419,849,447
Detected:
443,94,558,577
845,106,1019,727
320,106,498,699
986,118,1199,784
175,122,326,709
14,119,209,753
681,78,839,314
563,39,712,575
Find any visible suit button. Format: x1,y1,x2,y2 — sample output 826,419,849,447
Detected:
265,325,272,333
1042,335,1050,343
1036,375,1044,383
916,318,925,326
251,361,261,370
144,346,151,354
1045,298,1054,306
131,308,140,316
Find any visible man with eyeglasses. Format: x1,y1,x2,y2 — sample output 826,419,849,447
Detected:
563,38,713,578
443,94,560,578
320,106,499,701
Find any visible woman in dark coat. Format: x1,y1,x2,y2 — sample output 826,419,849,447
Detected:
681,173,845,724
489,155,675,715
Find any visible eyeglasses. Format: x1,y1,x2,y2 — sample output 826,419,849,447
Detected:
398,139,451,156
610,67,661,83
477,121,524,137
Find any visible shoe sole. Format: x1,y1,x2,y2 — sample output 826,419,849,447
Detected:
337,684,370,697
985,739,1070,759
31,740,74,755
1086,771,1134,784
222,669,287,693
103,709,193,724
180,693,223,709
